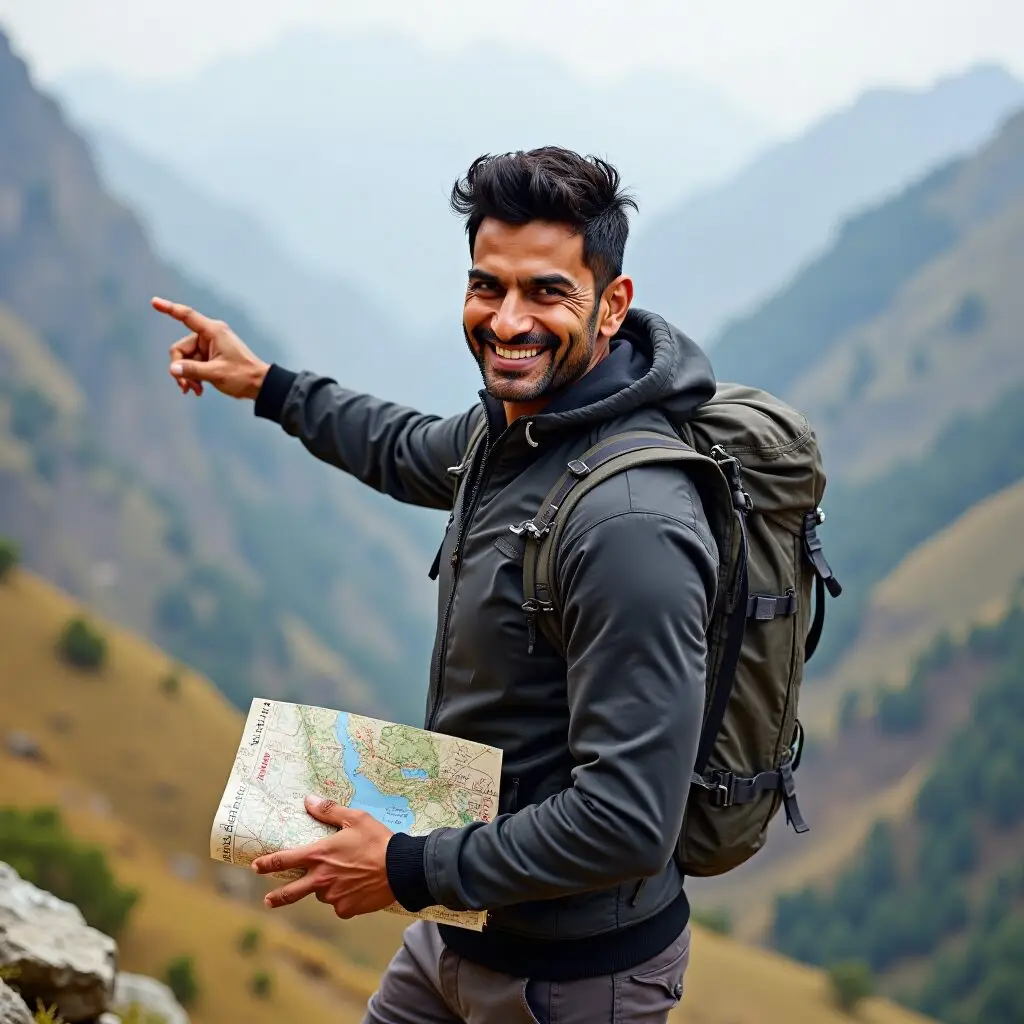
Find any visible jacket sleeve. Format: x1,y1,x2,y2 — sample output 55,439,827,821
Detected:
254,363,482,510
392,468,718,911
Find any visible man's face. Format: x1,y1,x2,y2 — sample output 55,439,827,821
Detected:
463,219,611,415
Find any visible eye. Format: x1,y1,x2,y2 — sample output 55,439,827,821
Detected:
469,280,499,295
537,286,566,298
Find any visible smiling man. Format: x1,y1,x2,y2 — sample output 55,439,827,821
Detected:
152,146,719,1023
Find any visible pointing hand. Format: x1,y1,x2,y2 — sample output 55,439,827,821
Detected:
152,296,270,400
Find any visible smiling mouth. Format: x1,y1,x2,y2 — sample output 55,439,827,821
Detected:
491,344,546,361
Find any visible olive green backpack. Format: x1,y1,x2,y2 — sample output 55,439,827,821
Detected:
462,382,842,877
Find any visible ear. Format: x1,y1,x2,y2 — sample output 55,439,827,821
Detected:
597,275,634,340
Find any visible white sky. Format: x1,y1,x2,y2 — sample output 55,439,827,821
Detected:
1,0,1022,133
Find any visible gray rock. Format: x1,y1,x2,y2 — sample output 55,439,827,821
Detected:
113,974,189,1024
0,862,116,1022
4,732,41,762
0,980,32,1024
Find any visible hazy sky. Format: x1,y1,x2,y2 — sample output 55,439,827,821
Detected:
1,0,1022,132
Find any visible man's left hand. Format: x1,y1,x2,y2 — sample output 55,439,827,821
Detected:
251,795,396,919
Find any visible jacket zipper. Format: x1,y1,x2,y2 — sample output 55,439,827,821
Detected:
426,412,500,731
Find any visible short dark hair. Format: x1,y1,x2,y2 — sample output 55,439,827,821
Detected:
450,146,638,293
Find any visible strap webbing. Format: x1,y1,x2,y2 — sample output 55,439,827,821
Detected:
521,431,732,656
802,509,842,662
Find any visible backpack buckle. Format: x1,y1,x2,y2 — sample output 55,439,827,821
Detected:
707,770,735,808
509,520,550,540
710,446,753,513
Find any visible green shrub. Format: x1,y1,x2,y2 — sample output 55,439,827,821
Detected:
828,959,874,1013
250,970,273,999
691,906,733,935
159,671,181,698
0,538,18,581
0,806,138,938
875,679,926,734
56,617,107,671
837,688,861,732
164,955,198,1008
238,926,261,955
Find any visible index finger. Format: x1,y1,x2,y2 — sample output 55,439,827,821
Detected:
251,845,316,876
151,296,216,334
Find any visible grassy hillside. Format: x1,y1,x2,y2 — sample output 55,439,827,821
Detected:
802,479,1024,731
711,105,1024,482
0,28,439,725
0,564,932,1024
768,601,1024,1023
809,380,1024,675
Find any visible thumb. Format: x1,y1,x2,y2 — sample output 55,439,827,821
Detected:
170,359,217,382
305,794,359,828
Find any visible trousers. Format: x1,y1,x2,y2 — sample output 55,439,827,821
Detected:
362,920,691,1024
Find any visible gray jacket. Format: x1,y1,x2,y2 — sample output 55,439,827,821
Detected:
254,308,719,980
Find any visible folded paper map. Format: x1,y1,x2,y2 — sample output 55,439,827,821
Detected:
211,698,503,931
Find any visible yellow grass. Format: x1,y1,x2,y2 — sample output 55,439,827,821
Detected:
672,927,934,1024
0,568,935,1023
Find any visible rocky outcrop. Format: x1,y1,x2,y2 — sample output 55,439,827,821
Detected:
0,863,116,1021
0,862,189,1024
0,980,32,1024
113,974,189,1024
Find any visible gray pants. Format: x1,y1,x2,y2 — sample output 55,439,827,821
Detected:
362,920,691,1024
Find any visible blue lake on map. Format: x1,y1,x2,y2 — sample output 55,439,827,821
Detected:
336,713,416,832
401,768,430,779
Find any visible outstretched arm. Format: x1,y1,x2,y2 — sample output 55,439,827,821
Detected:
153,296,481,510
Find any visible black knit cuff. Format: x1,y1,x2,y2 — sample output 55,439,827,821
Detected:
386,833,433,912
254,364,298,422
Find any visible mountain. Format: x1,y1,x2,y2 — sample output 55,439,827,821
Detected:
0,26,439,725
75,125,481,415
694,107,1024,677
52,26,773,329
768,601,1024,1024
0,563,936,1024
629,64,1024,343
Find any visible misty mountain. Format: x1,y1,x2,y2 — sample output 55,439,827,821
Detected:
629,64,1024,343
78,126,481,414
54,26,773,330
0,27,439,725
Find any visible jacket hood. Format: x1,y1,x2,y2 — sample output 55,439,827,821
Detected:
484,308,716,439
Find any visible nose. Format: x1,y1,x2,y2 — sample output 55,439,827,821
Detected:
492,291,531,342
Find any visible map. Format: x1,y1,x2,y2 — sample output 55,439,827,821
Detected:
210,698,503,932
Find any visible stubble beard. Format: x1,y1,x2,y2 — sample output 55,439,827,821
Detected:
466,306,601,405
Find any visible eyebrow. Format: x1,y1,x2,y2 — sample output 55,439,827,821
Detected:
467,269,578,290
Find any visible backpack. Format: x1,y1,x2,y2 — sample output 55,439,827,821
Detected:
454,382,842,877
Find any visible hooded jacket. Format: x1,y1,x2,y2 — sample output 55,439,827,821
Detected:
254,308,719,981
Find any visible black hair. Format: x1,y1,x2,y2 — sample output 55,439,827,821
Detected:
449,146,638,294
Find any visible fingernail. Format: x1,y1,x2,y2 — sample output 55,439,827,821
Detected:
170,362,183,376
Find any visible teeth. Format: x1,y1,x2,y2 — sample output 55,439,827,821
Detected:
495,346,542,360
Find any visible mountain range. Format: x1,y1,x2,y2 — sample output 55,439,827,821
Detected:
0,27,438,726
629,63,1024,343
54,26,773,331
4,15,1024,1022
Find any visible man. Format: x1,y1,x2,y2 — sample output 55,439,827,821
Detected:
153,146,719,1023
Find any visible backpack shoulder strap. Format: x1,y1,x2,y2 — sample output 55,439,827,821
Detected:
516,430,734,656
